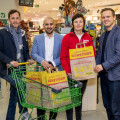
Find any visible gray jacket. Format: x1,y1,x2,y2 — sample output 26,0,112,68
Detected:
96,25,120,81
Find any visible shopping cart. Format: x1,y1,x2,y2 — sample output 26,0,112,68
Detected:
8,62,82,120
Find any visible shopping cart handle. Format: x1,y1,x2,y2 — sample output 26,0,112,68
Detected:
52,88,62,94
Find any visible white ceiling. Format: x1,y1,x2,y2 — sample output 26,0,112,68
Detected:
24,0,120,20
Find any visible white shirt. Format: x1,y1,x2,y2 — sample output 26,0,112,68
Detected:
76,33,84,42
44,32,56,66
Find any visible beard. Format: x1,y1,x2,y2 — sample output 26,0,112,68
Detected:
45,28,54,34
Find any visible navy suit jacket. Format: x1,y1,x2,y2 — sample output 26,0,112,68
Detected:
96,25,120,81
31,32,63,71
0,28,30,76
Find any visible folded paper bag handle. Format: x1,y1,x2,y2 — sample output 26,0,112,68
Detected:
76,42,85,48
46,67,58,73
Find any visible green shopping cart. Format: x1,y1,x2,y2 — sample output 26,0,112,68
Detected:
8,62,82,120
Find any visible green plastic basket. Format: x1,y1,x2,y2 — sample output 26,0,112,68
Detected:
10,64,82,119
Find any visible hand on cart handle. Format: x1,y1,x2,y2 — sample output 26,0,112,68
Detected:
27,59,34,64
10,61,19,68
10,59,34,67
8,61,37,68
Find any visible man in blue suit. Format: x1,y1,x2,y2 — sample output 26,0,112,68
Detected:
95,8,120,120
31,17,63,120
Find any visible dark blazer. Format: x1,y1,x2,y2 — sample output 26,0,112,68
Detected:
0,28,30,76
96,25,120,81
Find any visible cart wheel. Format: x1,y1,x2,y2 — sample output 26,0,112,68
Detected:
78,82,83,88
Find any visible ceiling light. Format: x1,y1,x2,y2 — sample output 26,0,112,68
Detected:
88,5,92,7
40,18,44,20
39,0,48,4
57,13,61,16
86,15,92,21
93,16,98,21
52,8,58,11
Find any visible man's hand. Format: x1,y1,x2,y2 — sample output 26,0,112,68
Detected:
41,60,53,69
27,59,34,64
94,64,103,73
10,61,19,67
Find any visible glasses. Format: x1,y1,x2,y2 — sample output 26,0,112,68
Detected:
45,23,53,26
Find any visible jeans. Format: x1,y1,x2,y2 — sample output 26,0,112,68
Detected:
66,80,87,120
37,109,57,120
100,74,120,120
2,74,27,120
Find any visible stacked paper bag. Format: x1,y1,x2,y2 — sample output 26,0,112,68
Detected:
25,72,42,107
41,69,72,109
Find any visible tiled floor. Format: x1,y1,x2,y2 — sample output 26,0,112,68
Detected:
0,80,107,120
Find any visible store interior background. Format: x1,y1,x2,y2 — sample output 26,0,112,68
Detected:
0,0,120,41
1,0,120,49
0,0,120,119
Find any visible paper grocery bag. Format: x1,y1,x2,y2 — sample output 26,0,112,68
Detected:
42,67,72,109
69,43,97,81
39,71,47,85
46,68,68,89
26,71,42,83
42,87,71,109
26,82,42,107
25,71,42,107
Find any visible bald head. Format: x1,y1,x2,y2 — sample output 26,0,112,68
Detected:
43,17,54,25
43,17,55,35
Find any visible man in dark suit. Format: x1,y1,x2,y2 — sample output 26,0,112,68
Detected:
0,9,34,120
95,8,120,120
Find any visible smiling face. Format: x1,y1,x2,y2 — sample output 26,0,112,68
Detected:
43,18,55,35
73,17,84,33
101,10,116,31
8,12,21,30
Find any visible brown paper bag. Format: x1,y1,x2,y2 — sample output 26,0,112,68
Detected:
41,67,72,109
26,82,42,107
42,87,71,109
69,43,97,81
25,71,42,107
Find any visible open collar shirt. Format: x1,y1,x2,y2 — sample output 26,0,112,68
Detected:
44,32,55,66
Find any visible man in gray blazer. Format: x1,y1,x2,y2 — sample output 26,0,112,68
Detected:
94,8,120,120
31,17,63,120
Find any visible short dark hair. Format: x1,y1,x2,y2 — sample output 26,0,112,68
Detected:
8,9,21,18
101,8,115,16
71,14,86,32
